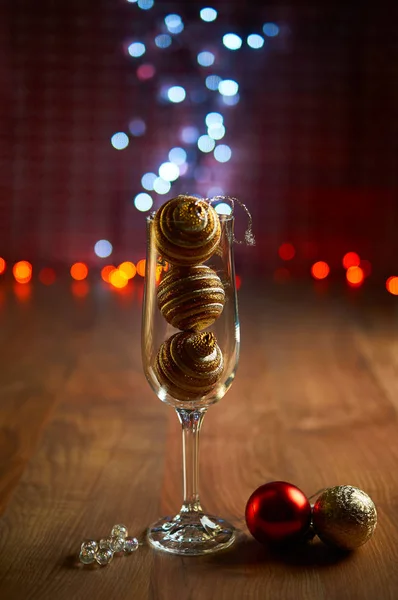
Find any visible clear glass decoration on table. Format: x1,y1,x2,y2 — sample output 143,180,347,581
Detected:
141,195,240,555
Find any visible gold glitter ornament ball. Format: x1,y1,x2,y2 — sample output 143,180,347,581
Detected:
155,331,223,401
157,265,225,331
312,485,377,550
153,195,221,266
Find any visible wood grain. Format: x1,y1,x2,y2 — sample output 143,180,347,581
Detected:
0,280,398,599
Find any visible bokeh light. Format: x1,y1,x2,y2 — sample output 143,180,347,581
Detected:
222,93,240,106
167,86,186,103
214,144,232,162
200,7,217,22
137,0,154,9
263,23,279,37
361,260,372,277
153,177,171,194
198,135,216,153
346,266,364,286
223,33,242,50
218,79,239,96
205,112,223,126
168,147,187,165
38,267,56,285
128,42,146,57
155,34,172,48
137,63,156,80
94,239,113,258
110,269,128,289
70,262,88,281
141,172,157,190
247,34,264,49
207,122,225,140
13,261,32,284
14,282,31,301
178,162,189,176
205,75,222,90
386,276,398,295
111,132,129,150
342,251,360,269
129,118,146,136
0,257,5,274
119,261,136,279
134,192,153,211
165,14,184,34
311,261,330,280
278,242,295,261
180,126,200,144
197,51,215,66
215,202,232,215
159,162,179,181
101,265,116,283
136,259,146,277
71,281,89,298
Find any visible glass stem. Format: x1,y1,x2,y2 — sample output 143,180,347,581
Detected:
176,408,206,514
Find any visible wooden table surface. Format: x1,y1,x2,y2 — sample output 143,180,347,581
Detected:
1,279,398,600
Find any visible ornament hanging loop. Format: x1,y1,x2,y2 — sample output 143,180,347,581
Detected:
207,196,255,246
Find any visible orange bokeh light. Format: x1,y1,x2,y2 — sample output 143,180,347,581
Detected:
0,257,6,274
342,252,360,269
14,282,31,300
70,262,88,281
278,243,295,261
136,259,146,277
346,266,364,286
71,280,89,298
38,267,56,285
119,261,136,280
311,261,330,280
101,265,116,283
386,276,398,296
109,269,128,289
13,260,32,284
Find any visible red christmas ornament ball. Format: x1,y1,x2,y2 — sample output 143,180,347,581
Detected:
245,481,312,545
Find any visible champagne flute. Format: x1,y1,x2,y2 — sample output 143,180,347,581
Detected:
142,210,240,555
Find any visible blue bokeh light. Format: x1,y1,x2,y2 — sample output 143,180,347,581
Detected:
222,33,242,50
214,144,232,163
155,34,172,48
94,239,113,258
128,118,146,136
200,7,217,22
167,86,186,103
134,193,153,211
197,51,215,67
141,172,157,190
218,79,239,96
247,34,264,49
205,74,222,91
263,22,279,37
128,42,146,57
111,132,129,150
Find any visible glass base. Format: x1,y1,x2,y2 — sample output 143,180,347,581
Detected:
147,512,236,556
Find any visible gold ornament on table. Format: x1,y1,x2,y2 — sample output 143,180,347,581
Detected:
312,485,377,550
157,265,225,331
155,331,224,401
153,195,221,266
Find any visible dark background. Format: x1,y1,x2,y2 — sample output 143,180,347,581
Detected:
1,0,397,283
